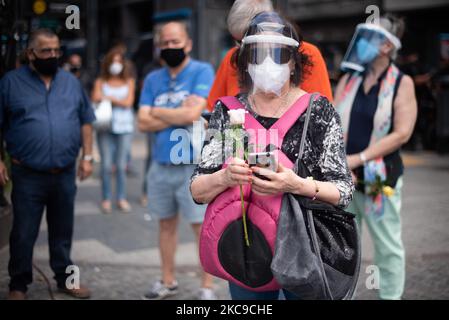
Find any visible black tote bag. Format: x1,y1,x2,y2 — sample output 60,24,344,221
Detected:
270,94,361,300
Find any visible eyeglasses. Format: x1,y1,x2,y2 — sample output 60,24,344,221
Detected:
159,39,183,48
248,47,293,65
32,48,62,58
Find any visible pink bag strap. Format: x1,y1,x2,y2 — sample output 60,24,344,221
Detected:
271,93,316,140
219,96,265,131
219,93,320,144
218,96,244,110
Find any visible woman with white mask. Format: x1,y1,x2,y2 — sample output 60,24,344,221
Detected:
190,12,354,300
92,48,136,213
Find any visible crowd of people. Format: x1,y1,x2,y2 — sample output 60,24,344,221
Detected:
0,0,419,300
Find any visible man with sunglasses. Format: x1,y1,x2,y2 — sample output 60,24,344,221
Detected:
0,28,95,300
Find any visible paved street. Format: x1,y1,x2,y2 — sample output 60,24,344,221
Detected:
0,133,448,300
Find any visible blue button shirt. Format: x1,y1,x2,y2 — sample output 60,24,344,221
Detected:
139,59,214,164
0,66,96,171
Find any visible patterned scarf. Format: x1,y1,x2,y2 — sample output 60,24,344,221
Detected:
337,64,400,220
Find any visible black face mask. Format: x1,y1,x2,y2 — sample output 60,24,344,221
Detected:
70,66,81,74
32,56,59,76
160,48,186,68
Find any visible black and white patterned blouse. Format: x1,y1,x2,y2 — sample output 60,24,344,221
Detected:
191,94,354,208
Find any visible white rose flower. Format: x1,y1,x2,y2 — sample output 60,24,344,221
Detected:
228,109,246,126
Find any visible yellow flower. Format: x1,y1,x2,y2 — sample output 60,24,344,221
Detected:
382,186,395,197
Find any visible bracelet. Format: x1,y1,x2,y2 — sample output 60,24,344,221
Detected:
359,152,367,164
307,177,320,201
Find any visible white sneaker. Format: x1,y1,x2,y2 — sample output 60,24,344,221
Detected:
198,288,217,300
142,280,178,300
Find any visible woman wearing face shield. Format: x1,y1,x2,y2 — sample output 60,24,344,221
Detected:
207,0,334,112
190,12,354,300
334,14,418,300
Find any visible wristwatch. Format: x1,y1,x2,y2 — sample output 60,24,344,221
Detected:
82,154,94,162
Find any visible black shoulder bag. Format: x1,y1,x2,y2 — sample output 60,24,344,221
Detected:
270,94,361,300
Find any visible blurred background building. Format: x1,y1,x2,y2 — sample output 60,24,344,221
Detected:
1,0,449,248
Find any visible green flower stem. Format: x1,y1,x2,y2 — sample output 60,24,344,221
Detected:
240,184,250,247
233,127,250,247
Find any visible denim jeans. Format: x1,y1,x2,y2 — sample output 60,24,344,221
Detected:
229,282,300,300
97,131,133,201
8,163,76,292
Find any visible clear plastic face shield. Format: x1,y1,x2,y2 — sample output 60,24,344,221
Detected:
341,23,402,73
240,21,299,96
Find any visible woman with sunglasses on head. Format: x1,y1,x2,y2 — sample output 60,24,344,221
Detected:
190,12,354,300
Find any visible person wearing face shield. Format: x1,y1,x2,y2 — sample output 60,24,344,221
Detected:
91,48,136,214
191,12,354,300
334,14,418,300
206,0,334,112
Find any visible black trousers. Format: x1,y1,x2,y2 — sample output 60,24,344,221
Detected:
8,163,76,292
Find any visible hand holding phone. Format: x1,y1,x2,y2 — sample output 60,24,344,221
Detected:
248,152,278,180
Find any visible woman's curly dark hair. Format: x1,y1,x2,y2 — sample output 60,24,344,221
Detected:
231,16,312,93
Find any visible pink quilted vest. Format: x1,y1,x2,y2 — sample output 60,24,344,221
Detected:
199,93,313,292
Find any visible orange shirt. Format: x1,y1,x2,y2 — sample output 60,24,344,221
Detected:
207,41,333,112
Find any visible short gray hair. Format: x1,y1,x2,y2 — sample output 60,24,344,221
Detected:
27,28,58,48
379,13,405,58
379,14,405,40
227,0,274,41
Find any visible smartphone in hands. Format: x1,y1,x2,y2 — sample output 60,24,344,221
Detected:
248,152,278,180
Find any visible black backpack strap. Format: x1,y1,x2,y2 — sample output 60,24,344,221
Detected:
295,93,319,166
298,93,318,160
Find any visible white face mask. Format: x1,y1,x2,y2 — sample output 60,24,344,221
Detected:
248,56,291,96
109,62,124,76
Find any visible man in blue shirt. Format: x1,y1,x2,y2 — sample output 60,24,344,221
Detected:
138,21,216,300
0,29,95,300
